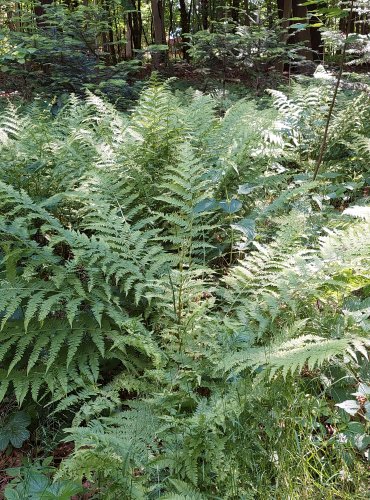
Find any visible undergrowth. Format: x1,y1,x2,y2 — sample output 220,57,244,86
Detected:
0,78,369,499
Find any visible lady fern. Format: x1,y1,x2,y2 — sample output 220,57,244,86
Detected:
1,80,369,499
224,208,370,379
0,179,169,403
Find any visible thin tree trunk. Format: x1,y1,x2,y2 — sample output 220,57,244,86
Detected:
244,0,250,26
179,0,190,60
151,0,167,67
276,0,293,72
266,0,274,29
130,0,142,50
201,0,208,29
102,0,117,65
126,16,134,59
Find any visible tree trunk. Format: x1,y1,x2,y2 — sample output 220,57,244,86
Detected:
292,1,313,61
125,8,143,60
151,0,167,67
6,4,15,30
231,0,240,24
102,0,117,65
201,0,208,29
277,0,323,66
34,0,53,27
292,1,323,62
244,0,250,26
266,0,274,29
310,12,323,61
179,0,190,60
279,0,293,41
131,0,142,50
276,0,293,71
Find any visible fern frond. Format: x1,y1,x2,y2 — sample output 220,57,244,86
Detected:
224,334,370,379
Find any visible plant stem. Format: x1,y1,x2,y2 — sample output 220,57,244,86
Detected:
312,0,354,181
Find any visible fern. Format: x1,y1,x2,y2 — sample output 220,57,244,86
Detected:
224,334,370,379
156,143,219,265
223,206,370,381
129,78,185,197
57,403,160,499
0,178,169,403
1,80,369,499
261,85,333,160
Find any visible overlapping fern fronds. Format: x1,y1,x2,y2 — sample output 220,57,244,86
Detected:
156,143,219,265
0,180,168,402
260,84,370,179
57,403,160,499
1,78,369,498
224,208,370,378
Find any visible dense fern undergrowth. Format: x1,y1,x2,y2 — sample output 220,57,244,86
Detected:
0,78,369,499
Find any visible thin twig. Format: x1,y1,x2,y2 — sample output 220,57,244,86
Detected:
313,0,354,181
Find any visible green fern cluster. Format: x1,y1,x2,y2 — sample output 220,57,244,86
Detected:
260,83,370,187
0,79,240,404
1,79,369,499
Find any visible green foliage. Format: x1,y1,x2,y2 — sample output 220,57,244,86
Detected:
0,411,30,451
0,177,167,403
189,19,296,81
0,79,369,499
0,2,142,101
57,405,159,499
4,457,82,500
